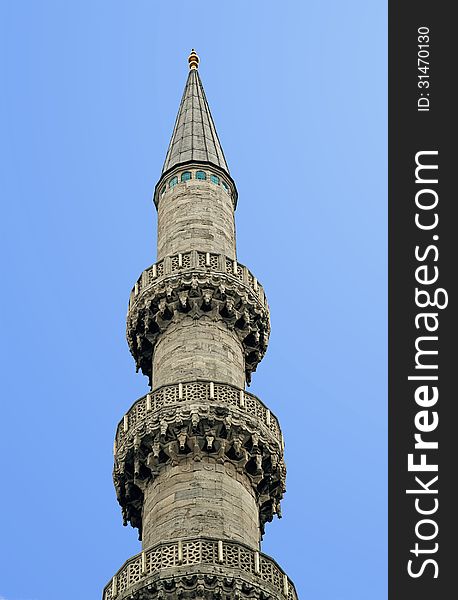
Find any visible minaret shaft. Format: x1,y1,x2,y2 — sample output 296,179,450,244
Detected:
105,51,297,600
156,167,237,261
141,459,260,549
154,169,242,392
152,318,245,390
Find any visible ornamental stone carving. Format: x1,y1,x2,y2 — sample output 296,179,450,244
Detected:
103,538,298,600
113,397,286,538
127,270,270,386
109,573,288,600
115,381,283,454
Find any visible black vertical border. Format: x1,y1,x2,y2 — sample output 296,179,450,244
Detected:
389,4,456,599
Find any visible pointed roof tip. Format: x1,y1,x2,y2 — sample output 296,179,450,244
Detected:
188,49,199,70
161,52,230,176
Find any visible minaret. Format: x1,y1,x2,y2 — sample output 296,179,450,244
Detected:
104,51,298,600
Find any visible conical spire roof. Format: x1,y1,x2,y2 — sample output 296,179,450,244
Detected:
162,51,229,175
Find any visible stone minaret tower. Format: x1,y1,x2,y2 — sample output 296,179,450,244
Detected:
103,51,298,600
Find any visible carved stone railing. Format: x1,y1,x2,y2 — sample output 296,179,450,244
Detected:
114,380,283,454
128,250,268,311
103,537,298,600
113,380,286,536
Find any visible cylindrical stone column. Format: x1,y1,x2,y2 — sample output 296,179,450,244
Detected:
152,318,245,390
156,167,236,260
141,458,260,549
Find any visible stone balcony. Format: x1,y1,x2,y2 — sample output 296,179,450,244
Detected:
103,537,298,600
114,379,283,456
128,251,268,311
126,251,271,386
113,380,286,538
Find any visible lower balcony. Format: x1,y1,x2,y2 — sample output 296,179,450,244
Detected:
103,537,298,600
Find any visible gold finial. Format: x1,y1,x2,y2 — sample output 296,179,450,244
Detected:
188,49,199,70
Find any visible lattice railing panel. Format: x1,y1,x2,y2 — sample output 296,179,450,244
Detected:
115,380,282,451
129,250,267,310
104,538,297,600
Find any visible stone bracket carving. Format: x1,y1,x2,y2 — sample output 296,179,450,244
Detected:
115,380,283,457
126,272,270,386
113,402,286,539
114,573,276,600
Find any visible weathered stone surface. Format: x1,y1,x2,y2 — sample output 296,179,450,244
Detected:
157,172,236,260
142,460,260,549
152,318,245,389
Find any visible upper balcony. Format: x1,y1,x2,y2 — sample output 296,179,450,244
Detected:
126,250,270,386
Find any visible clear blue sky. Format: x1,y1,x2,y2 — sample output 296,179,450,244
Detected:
0,2,386,599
